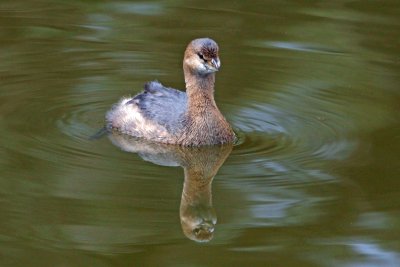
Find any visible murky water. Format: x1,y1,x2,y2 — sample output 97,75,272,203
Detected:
1,1,400,266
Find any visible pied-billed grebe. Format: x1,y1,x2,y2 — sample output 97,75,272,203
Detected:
106,38,236,146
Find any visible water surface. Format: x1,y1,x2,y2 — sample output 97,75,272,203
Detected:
1,1,400,266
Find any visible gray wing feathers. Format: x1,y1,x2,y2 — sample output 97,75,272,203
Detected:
128,81,187,133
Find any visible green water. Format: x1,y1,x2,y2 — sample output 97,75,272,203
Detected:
1,1,399,266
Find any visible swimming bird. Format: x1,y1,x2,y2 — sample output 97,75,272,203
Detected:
106,38,235,146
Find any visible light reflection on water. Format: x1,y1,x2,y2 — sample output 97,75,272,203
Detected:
1,0,400,266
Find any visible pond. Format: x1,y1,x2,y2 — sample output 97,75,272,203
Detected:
1,0,399,266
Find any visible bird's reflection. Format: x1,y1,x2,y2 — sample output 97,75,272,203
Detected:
108,132,232,242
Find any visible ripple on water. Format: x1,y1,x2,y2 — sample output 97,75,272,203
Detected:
229,87,358,181
0,85,140,177
50,76,359,184
56,97,106,140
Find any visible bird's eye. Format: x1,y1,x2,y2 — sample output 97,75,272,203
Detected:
197,53,205,60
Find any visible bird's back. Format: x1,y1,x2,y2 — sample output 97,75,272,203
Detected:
106,81,187,143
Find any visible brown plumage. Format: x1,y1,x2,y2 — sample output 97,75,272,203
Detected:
106,38,236,146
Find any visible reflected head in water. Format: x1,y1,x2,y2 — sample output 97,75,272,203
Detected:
105,38,236,146
179,144,232,242
108,132,232,242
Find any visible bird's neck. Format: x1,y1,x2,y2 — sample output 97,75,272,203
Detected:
179,65,235,146
184,67,217,112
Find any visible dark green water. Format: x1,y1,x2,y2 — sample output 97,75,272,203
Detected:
1,1,399,266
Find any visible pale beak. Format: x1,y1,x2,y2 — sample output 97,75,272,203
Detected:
210,58,221,71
